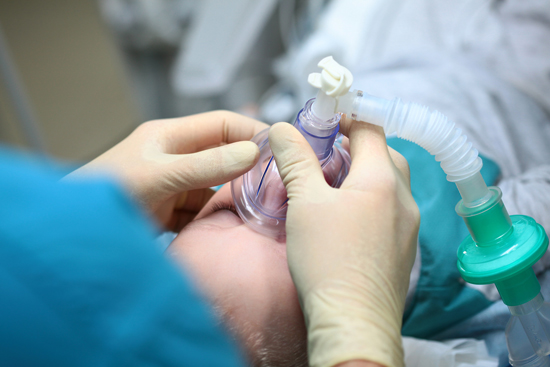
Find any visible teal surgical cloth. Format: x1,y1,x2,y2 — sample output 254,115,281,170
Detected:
0,148,244,367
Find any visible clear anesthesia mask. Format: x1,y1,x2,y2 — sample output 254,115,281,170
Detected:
231,98,351,239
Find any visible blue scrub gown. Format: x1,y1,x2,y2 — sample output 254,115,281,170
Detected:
0,148,245,367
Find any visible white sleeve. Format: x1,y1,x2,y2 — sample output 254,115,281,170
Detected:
499,0,550,111
498,165,550,273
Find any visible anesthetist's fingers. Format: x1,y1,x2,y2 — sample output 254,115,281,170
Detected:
164,141,260,190
269,122,327,198
170,188,216,230
337,114,360,137
388,146,411,188
339,136,350,153
161,111,269,153
174,188,216,212
342,120,397,191
340,115,411,189
339,115,392,167
154,188,216,231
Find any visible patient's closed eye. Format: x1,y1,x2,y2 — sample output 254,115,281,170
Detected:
210,202,239,216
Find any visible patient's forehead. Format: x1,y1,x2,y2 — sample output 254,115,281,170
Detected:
168,184,306,366
169,184,289,295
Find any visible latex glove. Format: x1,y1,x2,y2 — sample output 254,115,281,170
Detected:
268,119,420,367
67,111,267,231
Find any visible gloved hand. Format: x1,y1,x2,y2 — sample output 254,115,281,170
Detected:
67,111,267,231
268,119,420,367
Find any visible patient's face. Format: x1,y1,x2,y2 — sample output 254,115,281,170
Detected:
167,184,308,367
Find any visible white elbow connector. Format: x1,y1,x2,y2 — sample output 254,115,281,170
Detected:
308,56,353,121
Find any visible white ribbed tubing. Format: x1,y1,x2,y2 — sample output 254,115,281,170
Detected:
339,90,491,207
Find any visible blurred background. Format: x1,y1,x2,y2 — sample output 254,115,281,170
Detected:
0,0,332,162
4,0,546,166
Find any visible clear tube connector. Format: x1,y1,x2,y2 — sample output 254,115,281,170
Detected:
297,98,341,160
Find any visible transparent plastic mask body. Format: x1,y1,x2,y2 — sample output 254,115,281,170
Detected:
231,98,351,239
